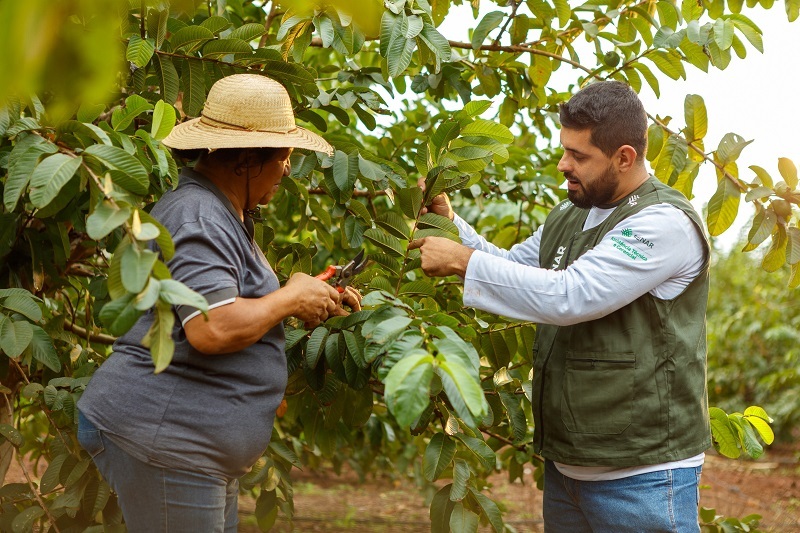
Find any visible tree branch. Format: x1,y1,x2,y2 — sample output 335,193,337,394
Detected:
307,188,387,197
62,321,117,345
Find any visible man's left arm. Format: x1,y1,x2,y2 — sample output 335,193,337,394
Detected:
412,204,705,325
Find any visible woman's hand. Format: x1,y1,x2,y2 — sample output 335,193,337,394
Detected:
284,273,341,328
332,286,362,317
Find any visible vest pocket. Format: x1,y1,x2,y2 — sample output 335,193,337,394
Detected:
560,352,635,434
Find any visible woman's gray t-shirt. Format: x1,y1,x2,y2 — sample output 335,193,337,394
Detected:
78,169,287,480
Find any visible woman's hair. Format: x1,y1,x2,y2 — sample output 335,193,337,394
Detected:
559,81,647,160
171,147,290,167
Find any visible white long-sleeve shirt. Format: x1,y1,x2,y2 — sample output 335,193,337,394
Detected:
454,202,707,480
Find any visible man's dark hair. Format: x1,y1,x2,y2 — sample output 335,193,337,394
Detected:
170,147,289,167
559,81,647,160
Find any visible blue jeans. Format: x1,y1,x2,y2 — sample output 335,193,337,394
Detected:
77,411,239,533
543,460,702,533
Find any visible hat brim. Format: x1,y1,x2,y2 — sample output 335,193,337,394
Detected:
162,118,333,156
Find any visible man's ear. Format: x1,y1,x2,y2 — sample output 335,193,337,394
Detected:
616,145,638,172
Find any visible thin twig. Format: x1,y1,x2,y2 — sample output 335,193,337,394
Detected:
492,1,520,47
260,2,279,48
15,454,62,533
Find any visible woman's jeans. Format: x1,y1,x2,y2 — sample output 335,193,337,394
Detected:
543,459,702,533
77,411,239,533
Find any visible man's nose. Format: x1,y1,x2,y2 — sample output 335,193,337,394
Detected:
557,154,569,173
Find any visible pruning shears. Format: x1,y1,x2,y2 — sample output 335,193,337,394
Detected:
315,249,367,293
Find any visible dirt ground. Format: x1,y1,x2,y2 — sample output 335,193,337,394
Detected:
4,443,799,532
237,443,800,532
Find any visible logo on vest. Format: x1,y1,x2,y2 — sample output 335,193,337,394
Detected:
552,246,567,269
628,195,639,207
559,201,572,211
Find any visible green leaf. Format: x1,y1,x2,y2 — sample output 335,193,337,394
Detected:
121,246,159,294
742,206,776,251
706,177,741,236
126,35,155,68
554,0,572,27
430,484,456,533
169,25,215,52
11,504,45,533
269,439,302,468
26,325,61,372
449,459,471,502
99,293,142,336
0,319,33,358
418,22,452,67
4,141,58,211
86,200,131,240
28,154,82,208
376,212,411,240
0,423,23,448
383,349,434,427
716,133,752,165
399,279,437,297
749,164,774,187
455,434,495,470
111,94,154,131
461,119,514,144
424,432,456,481
761,223,787,272
709,406,740,458
387,17,415,76
471,11,505,50
158,279,208,311
152,54,180,104
181,58,206,117
84,144,150,195
787,227,800,265
778,157,798,189
150,100,176,141
1,293,42,322
438,356,488,422
364,228,405,257
418,213,459,236
499,391,527,442
138,210,175,260
683,94,707,142
306,327,328,370
134,278,161,311
202,38,253,58
230,22,267,42
713,18,735,49
449,502,479,532
395,187,423,219
333,150,359,201
143,302,175,373
744,409,774,445
200,16,232,35
469,489,504,533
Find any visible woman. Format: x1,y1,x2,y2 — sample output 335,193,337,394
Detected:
77,74,359,531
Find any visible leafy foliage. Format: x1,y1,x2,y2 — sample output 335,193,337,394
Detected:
0,0,795,531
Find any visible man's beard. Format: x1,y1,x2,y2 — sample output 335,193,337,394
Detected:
566,164,618,208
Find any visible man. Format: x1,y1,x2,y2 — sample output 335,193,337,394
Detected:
409,81,710,532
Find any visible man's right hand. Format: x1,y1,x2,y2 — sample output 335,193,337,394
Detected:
418,177,454,221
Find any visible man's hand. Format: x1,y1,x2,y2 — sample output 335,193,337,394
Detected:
407,237,474,278
418,177,454,220
332,286,362,317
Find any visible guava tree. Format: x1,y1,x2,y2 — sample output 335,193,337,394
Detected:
0,0,795,530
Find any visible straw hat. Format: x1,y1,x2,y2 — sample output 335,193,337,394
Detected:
163,74,333,155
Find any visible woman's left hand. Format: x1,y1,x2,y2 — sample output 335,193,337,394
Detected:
332,286,362,317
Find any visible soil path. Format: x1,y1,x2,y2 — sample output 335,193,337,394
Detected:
237,445,800,532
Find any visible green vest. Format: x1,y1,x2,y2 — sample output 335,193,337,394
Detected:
533,176,711,467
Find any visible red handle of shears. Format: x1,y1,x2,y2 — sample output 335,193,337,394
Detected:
315,266,345,292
